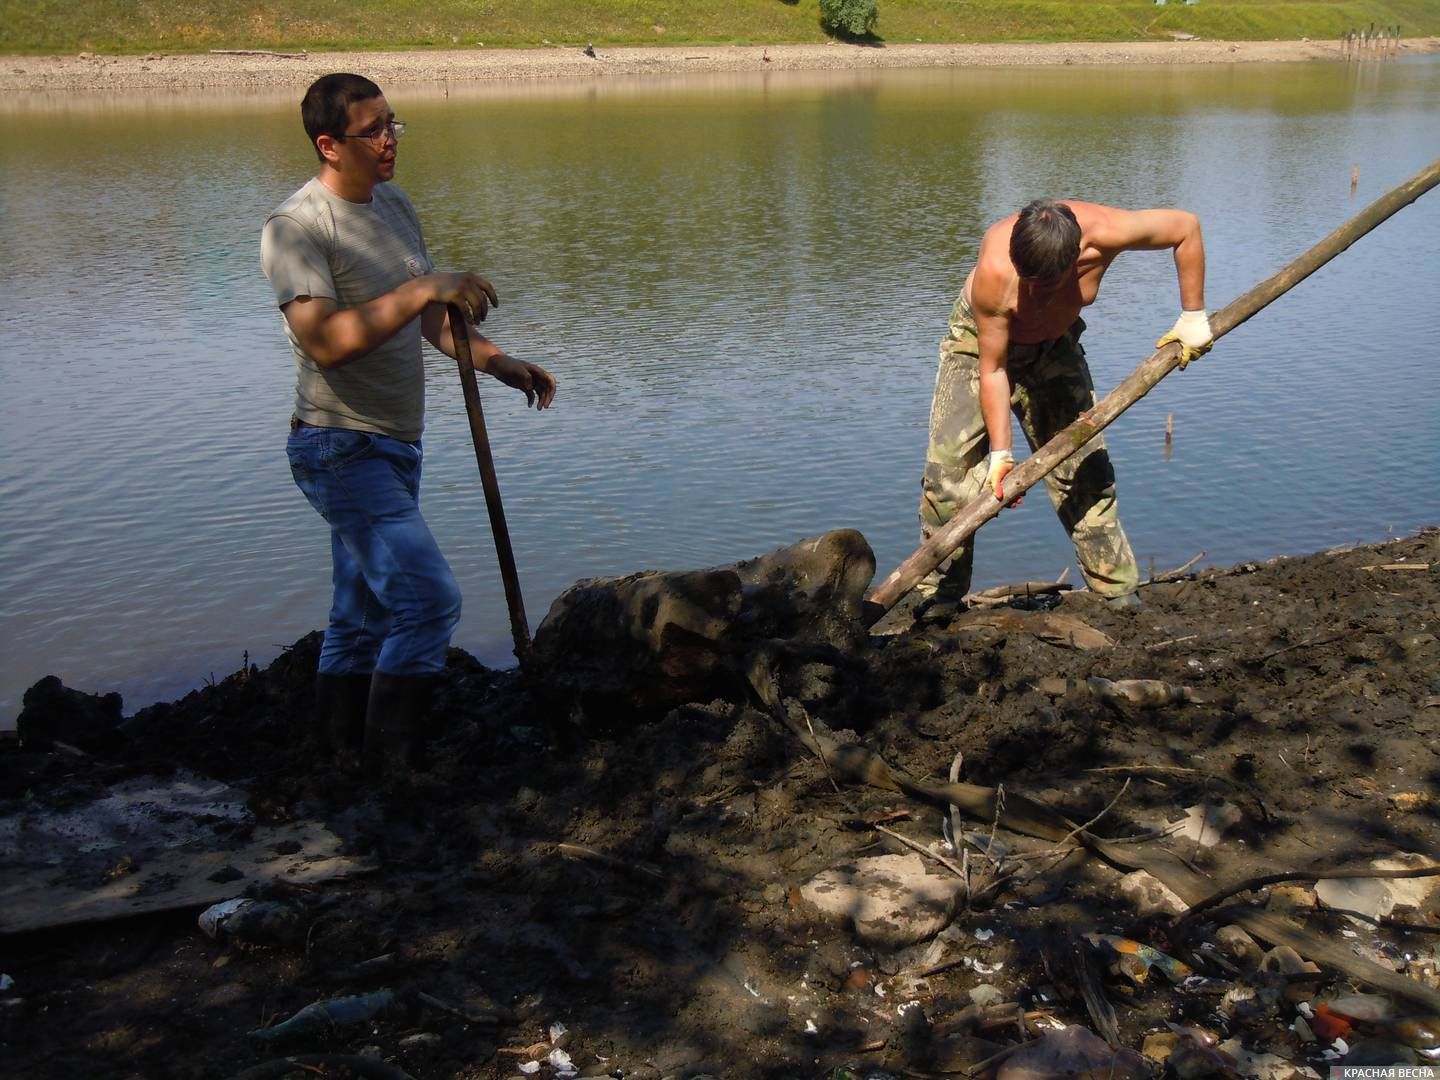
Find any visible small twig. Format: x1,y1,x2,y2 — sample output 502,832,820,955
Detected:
967,580,1073,602
985,785,1006,866
693,783,744,807
1055,779,1131,849
1261,628,1359,660
1320,907,1440,936
971,871,1022,906
417,991,500,1025
1099,822,1188,845
874,824,970,884
1144,634,1199,651
802,706,846,799
919,955,971,979
1055,565,1071,585
304,913,337,965
555,842,664,880
1150,551,1206,583
945,749,965,853
964,1039,1027,1076
1083,764,1199,776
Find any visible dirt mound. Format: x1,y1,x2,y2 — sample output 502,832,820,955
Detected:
3,530,1437,1079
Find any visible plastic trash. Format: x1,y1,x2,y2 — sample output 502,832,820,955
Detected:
248,989,400,1041
1084,934,1193,983
1315,994,1440,1051
198,898,304,948
1087,677,1198,707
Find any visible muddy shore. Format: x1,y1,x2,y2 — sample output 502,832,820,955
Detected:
3,38,1438,94
3,528,1437,1079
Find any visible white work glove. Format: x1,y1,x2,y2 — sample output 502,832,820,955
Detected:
986,448,1021,505
1157,309,1213,369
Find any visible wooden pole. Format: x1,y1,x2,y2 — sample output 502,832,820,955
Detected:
863,157,1440,624
447,303,532,663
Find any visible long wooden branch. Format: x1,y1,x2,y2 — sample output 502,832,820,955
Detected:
864,157,1440,623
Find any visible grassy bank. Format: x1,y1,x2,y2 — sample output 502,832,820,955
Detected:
1,0,1436,54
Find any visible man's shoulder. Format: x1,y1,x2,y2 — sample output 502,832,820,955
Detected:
266,178,330,229
970,251,1015,318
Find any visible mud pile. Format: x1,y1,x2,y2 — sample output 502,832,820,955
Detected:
2,529,1437,1080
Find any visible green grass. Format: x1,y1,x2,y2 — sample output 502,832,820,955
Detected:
1,0,1435,54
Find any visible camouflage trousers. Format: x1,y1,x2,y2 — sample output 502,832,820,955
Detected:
917,292,1139,601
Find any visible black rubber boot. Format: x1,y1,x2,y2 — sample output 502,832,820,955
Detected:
363,673,437,778
313,672,372,768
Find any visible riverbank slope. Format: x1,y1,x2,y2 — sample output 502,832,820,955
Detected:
5,0,1440,54
4,528,1437,1077
3,37,1438,93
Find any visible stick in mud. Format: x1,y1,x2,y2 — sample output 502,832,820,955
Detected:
446,303,531,662
863,157,1440,622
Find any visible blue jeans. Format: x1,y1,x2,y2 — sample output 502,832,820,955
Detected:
286,426,461,677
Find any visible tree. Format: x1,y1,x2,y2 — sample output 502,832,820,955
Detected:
819,0,878,39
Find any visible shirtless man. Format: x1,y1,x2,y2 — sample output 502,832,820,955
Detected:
917,199,1212,611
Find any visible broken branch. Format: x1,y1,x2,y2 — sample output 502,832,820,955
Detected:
1177,863,1440,924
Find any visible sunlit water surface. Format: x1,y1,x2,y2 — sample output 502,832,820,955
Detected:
2,59,1437,721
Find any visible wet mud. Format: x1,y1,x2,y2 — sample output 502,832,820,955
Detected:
2,528,1437,1079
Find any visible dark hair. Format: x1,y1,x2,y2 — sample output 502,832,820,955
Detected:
301,73,383,160
1010,200,1081,281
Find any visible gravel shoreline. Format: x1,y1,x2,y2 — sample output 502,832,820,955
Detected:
3,37,1437,94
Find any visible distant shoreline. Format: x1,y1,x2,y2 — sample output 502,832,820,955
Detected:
3,38,1437,93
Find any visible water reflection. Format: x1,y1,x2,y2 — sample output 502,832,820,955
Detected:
2,60,1437,721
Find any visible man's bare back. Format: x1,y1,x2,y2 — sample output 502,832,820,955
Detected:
965,201,1142,344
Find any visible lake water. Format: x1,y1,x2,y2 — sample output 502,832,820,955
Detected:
2,60,1437,723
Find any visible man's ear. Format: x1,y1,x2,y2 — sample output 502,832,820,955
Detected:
315,135,341,165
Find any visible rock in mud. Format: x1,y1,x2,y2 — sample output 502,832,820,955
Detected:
1118,870,1188,917
1315,852,1440,922
800,852,963,949
529,529,875,721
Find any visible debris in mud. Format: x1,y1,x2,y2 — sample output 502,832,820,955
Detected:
3,527,1439,1079
15,674,124,752
996,1025,1149,1080
198,898,306,949
529,529,875,721
249,988,402,1042
0,767,373,933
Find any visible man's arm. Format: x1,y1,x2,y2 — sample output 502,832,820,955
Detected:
262,212,499,370
1092,205,1211,365
281,272,497,370
421,304,557,410
1091,206,1205,307
973,303,1022,504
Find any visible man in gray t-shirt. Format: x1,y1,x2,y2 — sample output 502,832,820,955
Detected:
261,73,556,778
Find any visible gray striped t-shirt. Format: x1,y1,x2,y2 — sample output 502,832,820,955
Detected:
261,177,434,442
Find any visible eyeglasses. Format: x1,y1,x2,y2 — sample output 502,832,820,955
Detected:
335,120,406,145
